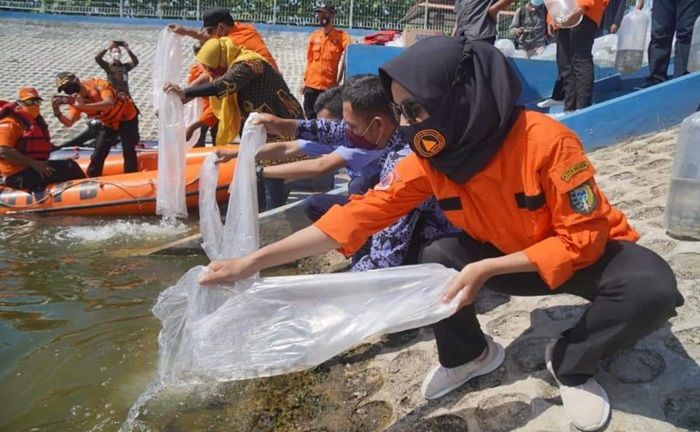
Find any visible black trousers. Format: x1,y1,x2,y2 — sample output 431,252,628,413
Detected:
550,75,566,101
194,124,218,148
419,232,683,386
303,87,323,120
647,0,700,84
4,159,86,192
87,116,140,178
556,16,598,111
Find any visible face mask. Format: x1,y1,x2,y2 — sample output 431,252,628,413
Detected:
209,66,227,78
345,119,380,150
111,50,122,61
530,0,544,6
61,81,81,95
21,105,41,119
397,98,454,159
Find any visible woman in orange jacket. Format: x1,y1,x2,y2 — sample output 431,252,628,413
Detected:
199,37,682,432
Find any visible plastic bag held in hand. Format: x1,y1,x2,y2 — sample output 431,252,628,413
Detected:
153,28,188,218
153,115,460,385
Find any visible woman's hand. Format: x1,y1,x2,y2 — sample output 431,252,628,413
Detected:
163,82,186,102
199,256,258,284
442,260,493,309
251,113,298,136
215,149,237,164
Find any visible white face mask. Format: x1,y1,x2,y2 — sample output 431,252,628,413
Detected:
111,50,122,61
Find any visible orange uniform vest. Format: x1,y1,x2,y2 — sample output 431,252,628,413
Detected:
303,28,351,90
0,101,51,177
227,23,279,71
315,111,639,289
66,79,137,130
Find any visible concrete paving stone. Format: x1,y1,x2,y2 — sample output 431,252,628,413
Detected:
0,20,334,143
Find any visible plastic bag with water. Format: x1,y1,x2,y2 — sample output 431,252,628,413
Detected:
664,111,700,240
152,115,461,385
544,0,581,28
152,28,189,218
532,43,557,60
593,34,618,67
615,9,649,74
688,14,700,73
495,38,516,57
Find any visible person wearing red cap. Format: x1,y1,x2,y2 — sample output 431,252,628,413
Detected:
0,88,85,191
301,4,351,119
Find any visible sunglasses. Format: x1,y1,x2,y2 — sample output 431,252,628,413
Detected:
19,99,42,106
390,99,425,123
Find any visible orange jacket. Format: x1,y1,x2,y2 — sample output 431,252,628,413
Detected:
66,78,137,130
227,23,279,71
315,111,638,289
187,63,215,126
303,28,351,90
0,116,26,177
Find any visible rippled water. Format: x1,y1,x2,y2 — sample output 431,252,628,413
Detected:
0,216,204,432
0,216,392,432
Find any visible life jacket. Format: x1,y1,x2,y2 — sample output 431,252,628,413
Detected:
363,30,401,46
83,81,137,124
0,100,51,161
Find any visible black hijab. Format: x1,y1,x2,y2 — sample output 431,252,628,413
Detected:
379,36,522,183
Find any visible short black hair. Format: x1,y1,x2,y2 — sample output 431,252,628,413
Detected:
202,7,234,27
313,86,343,119
341,74,393,120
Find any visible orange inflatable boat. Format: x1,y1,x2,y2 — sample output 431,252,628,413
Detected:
0,155,238,216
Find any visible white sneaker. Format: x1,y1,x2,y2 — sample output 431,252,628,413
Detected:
421,335,505,400
545,341,611,431
537,98,565,108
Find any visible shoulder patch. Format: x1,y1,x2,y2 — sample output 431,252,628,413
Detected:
375,171,397,191
568,181,598,215
560,160,590,183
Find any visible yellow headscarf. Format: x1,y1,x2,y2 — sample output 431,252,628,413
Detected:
196,37,267,145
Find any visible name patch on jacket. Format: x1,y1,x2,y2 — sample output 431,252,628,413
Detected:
568,181,598,214
560,160,590,183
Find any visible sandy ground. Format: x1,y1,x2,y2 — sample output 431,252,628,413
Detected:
301,127,699,432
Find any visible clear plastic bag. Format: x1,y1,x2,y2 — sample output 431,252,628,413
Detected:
544,0,582,28
184,97,203,148
155,264,460,384
153,115,461,386
532,43,557,60
152,28,188,218
495,38,516,57
615,9,650,74
593,34,618,67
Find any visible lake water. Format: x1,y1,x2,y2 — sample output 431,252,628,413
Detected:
0,216,393,432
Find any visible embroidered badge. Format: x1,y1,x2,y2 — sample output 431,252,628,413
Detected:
560,160,590,183
374,171,396,191
568,182,598,215
413,129,446,158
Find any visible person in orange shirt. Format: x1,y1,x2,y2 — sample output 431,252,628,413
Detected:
301,4,351,119
548,0,607,111
186,42,217,148
198,38,683,432
0,88,85,191
168,7,279,72
52,72,140,177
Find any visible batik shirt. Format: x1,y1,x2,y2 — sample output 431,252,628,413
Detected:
296,119,458,271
